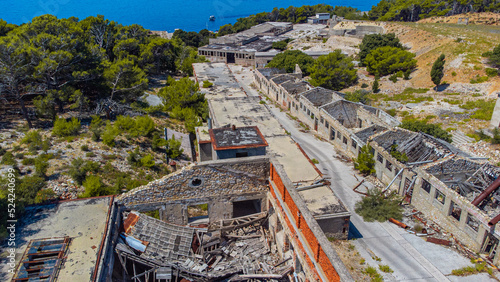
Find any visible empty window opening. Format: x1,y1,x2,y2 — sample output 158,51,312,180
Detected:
435,190,445,204
233,199,261,218
330,129,335,140
386,161,393,172
422,179,431,193
466,214,480,232
377,153,384,163
449,201,462,221
188,203,209,224
343,136,348,144
235,152,249,158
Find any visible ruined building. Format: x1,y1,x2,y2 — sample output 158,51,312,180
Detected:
94,157,352,281
254,64,500,266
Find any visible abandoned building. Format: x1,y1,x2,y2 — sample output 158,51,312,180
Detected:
307,13,331,24
254,67,398,161
367,128,468,198
329,21,384,38
198,22,292,67
93,156,352,281
411,157,500,265
5,196,114,281
196,125,268,161
198,22,330,67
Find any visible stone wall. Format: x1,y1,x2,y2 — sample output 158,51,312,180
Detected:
117,157,270,209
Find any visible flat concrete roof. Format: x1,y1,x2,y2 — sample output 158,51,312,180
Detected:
1,196,112,282
210,126,268,150
195,62,320,185
266,135,320,183
196,126,211,143
299,186,348,217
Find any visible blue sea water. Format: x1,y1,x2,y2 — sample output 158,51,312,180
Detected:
0,0,380,32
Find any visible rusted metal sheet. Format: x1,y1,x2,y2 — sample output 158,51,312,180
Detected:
426,237,451,246
123,212,140,234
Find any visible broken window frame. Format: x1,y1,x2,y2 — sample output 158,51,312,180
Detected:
330,128,335,140
466,214,480,232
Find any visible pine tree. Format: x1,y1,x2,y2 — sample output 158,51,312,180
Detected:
431,54,446,88
354,145,376,175
372,76,380,93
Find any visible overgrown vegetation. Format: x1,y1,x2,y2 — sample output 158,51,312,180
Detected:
431,54,446,88
0,15,206,128
400,119,452,142
266,50,315,75
355,188,403,222
365,46,417,76
354,145,376,175
451,260,493,277
459,99,495,120
310,50,358,91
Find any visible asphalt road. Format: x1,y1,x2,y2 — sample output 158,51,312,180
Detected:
229,65,490,281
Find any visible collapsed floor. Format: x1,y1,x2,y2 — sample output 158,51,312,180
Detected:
113,211,293,281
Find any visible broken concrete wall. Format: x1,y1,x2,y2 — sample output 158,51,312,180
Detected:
319,109,359,158
412,167,494,256
117,157,270,209
269,161,353,281
198,142,212,162
159,193,267,225
370,140,407,188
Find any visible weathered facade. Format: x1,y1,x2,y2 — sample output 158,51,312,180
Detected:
411,158,500,265
254,68,399,160
97,157,352,281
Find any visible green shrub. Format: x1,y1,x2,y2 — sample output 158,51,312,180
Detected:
35,189,57,204
15,153,24,159
18,175,46,205
69,158,100,185
22,130,43,152
140,154,156,168
451,71,457,76
34,156,49,179
390,144,408,163
86,152,96,158
389,74,398,83
400,119,452,142
80,144,90,151
82,175,111,198
22,158,35,166
202,80,213,88
127,148,142,167
102,121,119,147
460,99,495,120
354,145,376,175
166,136,184,159
355,188,403,222
486,68,498,77
372,78,380,93
1,151,16,166
131,115,155,137
0,146,5,156
311,158,319,164
386,109,397,116
345,90,370,104
361,83,369,88
470,75,489,84
52,117,81,137
379,265,393,273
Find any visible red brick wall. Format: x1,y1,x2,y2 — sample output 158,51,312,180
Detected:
269,164,340,282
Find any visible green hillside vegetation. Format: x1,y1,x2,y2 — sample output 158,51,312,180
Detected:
368,0,500,22
0,15,207,128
